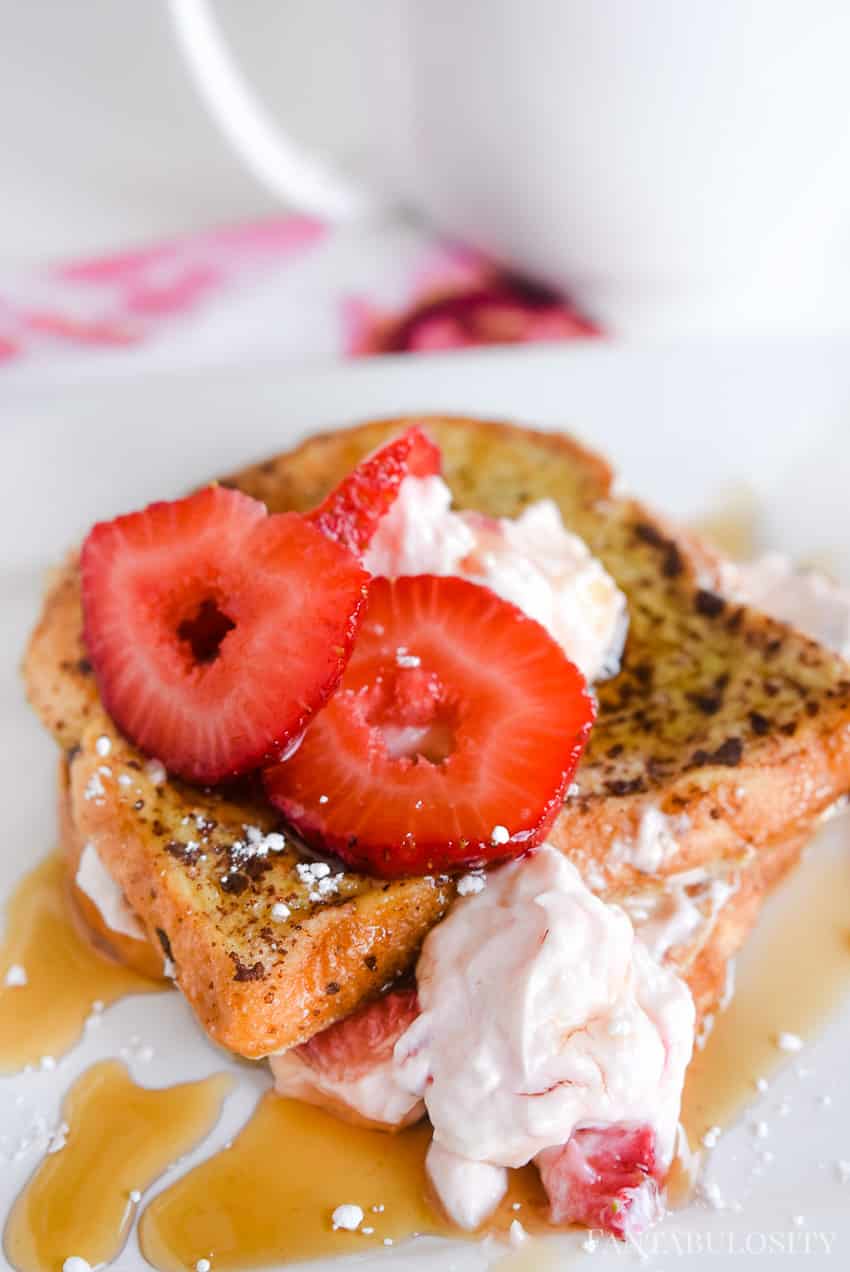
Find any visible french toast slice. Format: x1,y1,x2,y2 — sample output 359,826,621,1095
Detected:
24,416,850,1056
59,736,806,1040
66,709,451,1057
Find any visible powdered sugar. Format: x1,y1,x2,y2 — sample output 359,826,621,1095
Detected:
331,1203,364,1231
83,772,105,802
227,827,286,870
296,859,341,902
457,873,486,896
144,758,167,785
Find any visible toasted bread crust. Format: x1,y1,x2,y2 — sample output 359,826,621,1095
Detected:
57,746,806,1037
23,415,850,1055
25,552,100,752
67,712,450,1056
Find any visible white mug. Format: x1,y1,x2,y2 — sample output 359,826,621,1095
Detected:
169,0,850,337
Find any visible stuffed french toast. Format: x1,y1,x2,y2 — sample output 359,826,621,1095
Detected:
23,416,850,1240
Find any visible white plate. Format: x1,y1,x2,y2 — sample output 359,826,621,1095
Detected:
2,339,850,1272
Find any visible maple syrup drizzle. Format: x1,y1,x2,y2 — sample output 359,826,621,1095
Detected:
0,853,164,1073
140,1094,553,1270
680,821,850,1149
4,1060,232,1272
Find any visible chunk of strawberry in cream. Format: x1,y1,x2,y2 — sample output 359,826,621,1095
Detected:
363,475,627,682
394,845,694,1231
536,1124,663,1238
270,988,423,1129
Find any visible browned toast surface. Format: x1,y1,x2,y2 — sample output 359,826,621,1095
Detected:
24,416,850,1055
60,737,805,1042
68,710,450,1056
230,417,850,887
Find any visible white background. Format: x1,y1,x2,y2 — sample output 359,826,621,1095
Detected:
0,0,375,264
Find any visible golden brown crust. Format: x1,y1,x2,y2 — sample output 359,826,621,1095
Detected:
59,738,805,1038
22,414,850,1055
67,712,451,1057
23,552,99,752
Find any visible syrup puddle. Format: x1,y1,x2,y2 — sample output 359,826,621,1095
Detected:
681,820,850,1147
140,1094,551,1270
0,853,165,1073
4,1060,232,1272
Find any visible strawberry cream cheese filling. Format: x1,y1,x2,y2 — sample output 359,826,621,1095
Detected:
394,845,695,1231
363,474,628,682
273,846,695,1236
270,988,423,1130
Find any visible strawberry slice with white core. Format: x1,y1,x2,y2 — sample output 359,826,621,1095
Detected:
81,485,369,783
307,426,441,557
271,988,424,1128
536,1124,663,1239
265,574,595,876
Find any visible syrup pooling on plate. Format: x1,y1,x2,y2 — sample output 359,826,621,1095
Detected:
4,1060,232,1272
0,853,164,1073
139,1093,554,1270
680,818,850,1149
139,1094,445,1268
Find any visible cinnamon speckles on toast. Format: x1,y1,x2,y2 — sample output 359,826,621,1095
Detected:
67,711,451,1056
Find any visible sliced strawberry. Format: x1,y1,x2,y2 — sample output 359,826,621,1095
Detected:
307,425,441,557
265,575,594,876
270,988,424,1128
296,988,420,1082
81,485,368,783
536,1125,663,1239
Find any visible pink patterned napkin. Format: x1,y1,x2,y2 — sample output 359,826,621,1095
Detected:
0,217,597,379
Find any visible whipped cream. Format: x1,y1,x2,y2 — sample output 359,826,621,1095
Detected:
425,1142,508,1230
75,842,145,941
364,475,628,682
724,553,850,658
394,845,694,1225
